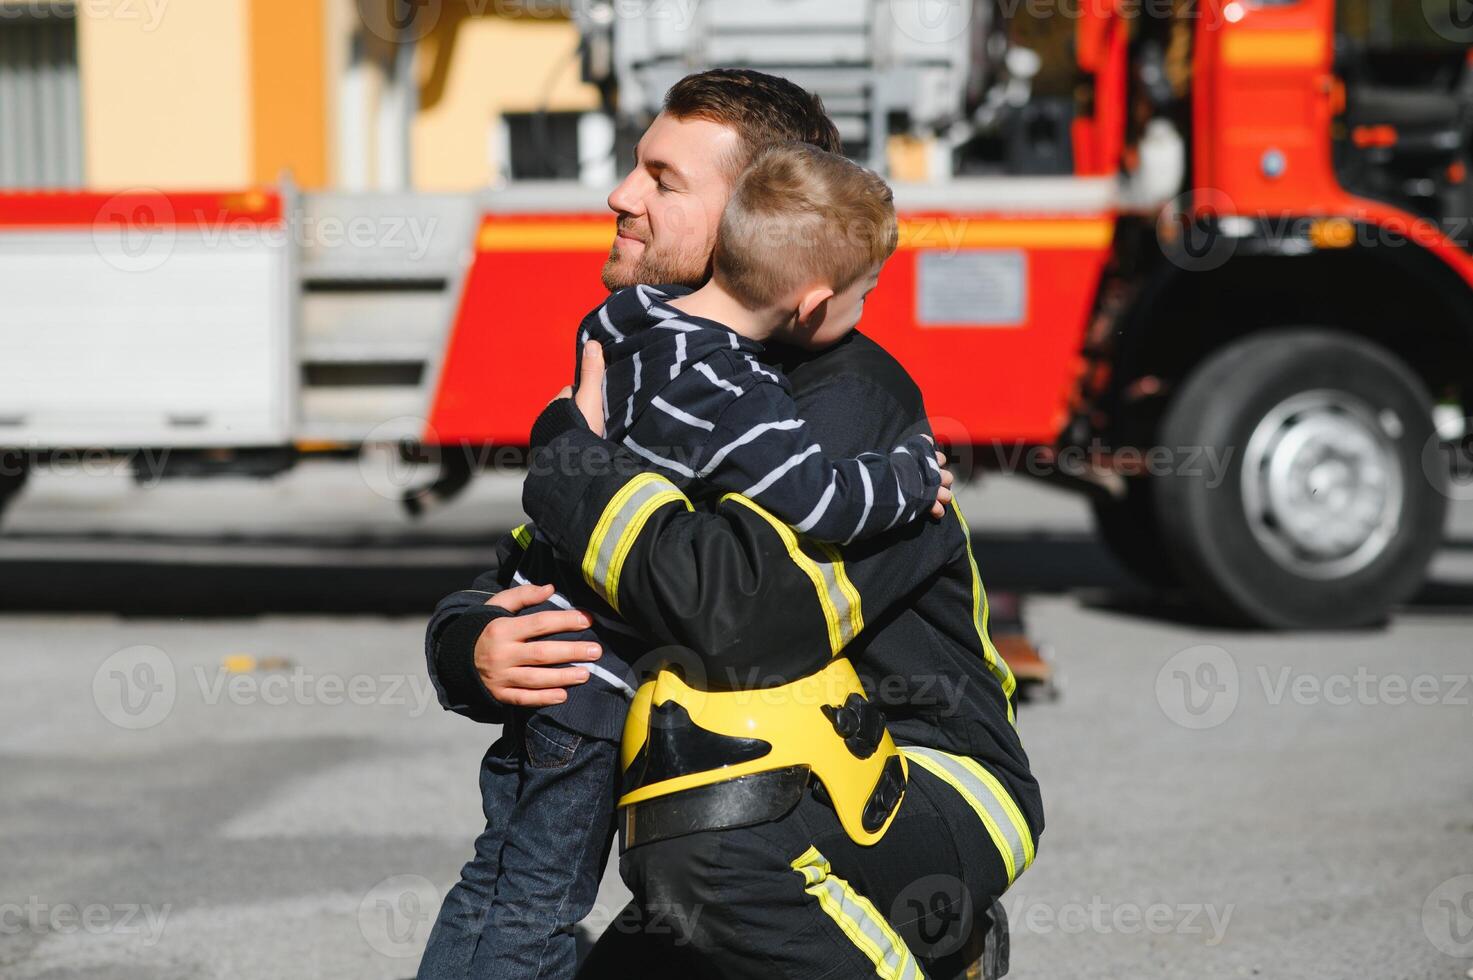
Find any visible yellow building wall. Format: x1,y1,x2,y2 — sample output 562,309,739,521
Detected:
77,0,253,189
72,1,595,192
412,11,600,191
249,0,329,188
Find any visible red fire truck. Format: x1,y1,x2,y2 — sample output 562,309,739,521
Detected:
1,0,1469,629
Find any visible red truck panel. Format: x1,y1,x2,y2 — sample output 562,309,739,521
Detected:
425,211,1113,447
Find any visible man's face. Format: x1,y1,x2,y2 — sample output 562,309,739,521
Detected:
602,112,741,292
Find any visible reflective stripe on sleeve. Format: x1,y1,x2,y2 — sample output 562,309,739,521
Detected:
581,473,693,614
511,524,532,550
723,493,863,655
950,501,1017,725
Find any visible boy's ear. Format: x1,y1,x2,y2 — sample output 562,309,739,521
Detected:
796,287,835,327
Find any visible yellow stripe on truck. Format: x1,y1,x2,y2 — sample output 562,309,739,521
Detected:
475,218,1114,253
477,221,615,252
1222,30,1328,68
898,218,1113,251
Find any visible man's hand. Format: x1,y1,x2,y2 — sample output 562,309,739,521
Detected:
475,583,601,707
930,450,955,518
550,341,607,437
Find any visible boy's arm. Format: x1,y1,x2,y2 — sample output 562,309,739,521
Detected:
522,400,967,687
700,381,942,544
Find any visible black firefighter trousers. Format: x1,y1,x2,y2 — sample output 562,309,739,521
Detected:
576,746,1034,980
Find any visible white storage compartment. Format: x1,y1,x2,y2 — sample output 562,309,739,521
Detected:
0,226,292,449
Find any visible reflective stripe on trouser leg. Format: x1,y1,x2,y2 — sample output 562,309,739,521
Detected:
789,845,926,980
900,748,1035,886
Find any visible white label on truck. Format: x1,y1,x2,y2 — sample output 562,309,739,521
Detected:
916,249,1028,327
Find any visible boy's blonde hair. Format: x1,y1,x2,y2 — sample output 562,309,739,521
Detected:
713,143,898,309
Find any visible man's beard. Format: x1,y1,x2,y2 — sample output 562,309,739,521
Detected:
601,241,711,293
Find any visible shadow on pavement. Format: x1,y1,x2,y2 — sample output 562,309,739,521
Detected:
0,529,1468,621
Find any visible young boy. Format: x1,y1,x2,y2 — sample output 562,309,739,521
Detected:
431,143,952,979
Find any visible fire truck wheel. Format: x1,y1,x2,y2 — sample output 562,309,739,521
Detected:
1090,479,1175,587
1154,329,1447,629
0,460,28,529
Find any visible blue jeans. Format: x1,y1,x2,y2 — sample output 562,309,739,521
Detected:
418,712,620,980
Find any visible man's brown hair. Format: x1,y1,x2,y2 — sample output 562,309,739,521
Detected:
663,68,844,175
714,142,898,309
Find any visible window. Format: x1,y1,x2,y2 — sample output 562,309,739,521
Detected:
0,6,84,188
503,111,583,181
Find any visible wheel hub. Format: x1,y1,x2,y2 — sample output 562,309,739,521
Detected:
1241,391,1403,579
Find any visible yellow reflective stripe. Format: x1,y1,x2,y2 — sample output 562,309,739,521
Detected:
511,524,532,550
901,748,1032,886
903,750,1016,883
582,474,692,613
723,494,862,656
583,474,662,596
953,754,1035,870
605,489,689,612
950,501,1016,726
790,847,925,980
816,541,864,643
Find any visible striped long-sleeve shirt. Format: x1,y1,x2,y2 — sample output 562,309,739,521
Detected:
574,283,941,544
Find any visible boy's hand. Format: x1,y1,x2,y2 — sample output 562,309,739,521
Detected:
930,450,955,519
475,583,602,707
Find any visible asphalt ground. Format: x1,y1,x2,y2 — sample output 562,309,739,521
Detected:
2,461,1472,979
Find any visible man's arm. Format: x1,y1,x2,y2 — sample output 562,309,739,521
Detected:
697,380,947,543
523,398,968,688
426,529,602,718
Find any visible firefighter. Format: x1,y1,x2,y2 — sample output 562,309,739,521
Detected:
424,69,1041,979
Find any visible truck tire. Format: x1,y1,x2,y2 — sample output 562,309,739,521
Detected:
0,459,27,528
1154,330,1447,629
1090,478,1175,587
